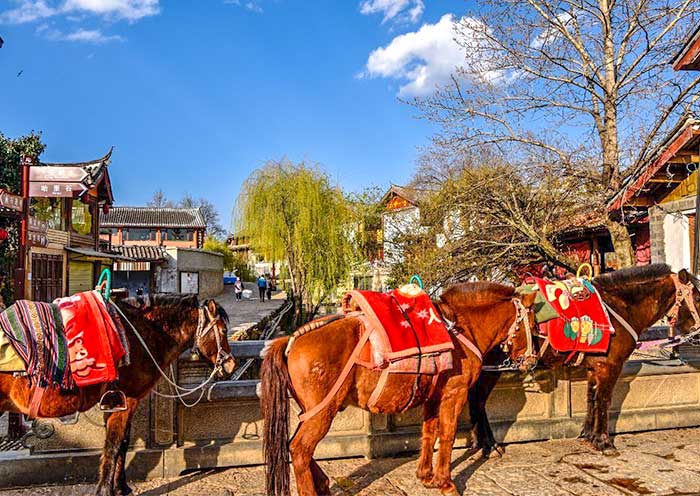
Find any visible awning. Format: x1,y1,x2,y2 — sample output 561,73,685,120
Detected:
110,245,169,262
65,246,133,261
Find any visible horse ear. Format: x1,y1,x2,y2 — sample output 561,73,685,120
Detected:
518,291,538,309
206,299,218,317
679,269,692,284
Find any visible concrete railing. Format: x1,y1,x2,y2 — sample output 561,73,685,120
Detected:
3,339,700,488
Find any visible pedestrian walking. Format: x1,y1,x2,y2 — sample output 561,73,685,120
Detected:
257,274,267,302
234,278,243,301
266,275,272,301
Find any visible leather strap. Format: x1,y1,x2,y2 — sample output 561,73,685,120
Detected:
448,325,483,361
366,367,390,411
298,326,373,422
28,386,45,418
603,302,639,342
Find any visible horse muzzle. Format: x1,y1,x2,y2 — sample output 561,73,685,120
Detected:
518,355,538,373
219,354,236,379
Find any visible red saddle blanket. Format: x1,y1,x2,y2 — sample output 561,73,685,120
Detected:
55,291,126,387
533,277,614,354
342,287,454,364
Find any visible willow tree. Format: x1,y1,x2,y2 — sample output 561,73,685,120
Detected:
236,159,353,326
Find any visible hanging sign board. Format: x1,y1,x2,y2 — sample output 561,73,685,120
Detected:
30,166,88,183
0,189,24,212
27,230,48,247
29,181,88,198
28,216,48,233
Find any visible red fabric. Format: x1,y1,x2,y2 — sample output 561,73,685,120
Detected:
343,288,454,361
533,277,613,354
56,291,125,387
633,226,651,265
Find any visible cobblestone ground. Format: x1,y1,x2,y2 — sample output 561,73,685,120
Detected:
217,283,287,337
4,427,700,495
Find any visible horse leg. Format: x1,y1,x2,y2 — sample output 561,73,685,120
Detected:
416,398,440,484
289,413,335,496
113,402,138,496
578,369,596,442
589,363,622,455
95,398,138,496
427,377,469,496
468,371,502,458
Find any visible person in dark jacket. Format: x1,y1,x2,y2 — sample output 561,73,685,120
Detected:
257,275,267,302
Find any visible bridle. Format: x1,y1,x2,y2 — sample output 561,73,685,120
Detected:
443,298,537,371
666,274,700,333
192,304,231,371
501,298,537,371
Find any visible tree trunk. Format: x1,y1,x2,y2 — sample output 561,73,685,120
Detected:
606,218,635,268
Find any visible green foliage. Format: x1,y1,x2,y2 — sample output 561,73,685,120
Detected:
0,132,46,305
236,159,353,323
203,236,236,270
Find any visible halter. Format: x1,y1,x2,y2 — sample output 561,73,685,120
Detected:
502,298,537,370
192,305,230,370
666,274,700,332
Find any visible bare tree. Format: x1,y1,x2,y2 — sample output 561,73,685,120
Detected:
178,194,225,238
147,189,173,208
414,0,700,267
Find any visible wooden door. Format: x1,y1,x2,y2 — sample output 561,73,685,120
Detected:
31,254,63,303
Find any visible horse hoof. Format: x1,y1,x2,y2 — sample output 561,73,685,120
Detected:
116,487,133,496
439,482,458,495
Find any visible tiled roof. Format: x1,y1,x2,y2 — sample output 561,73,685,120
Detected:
101,207,206,228
111,245,169,261
380,184,430,207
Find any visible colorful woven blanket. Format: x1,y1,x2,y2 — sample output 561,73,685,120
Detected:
342,285,454,363
55,291,126,387
528,278,614,354
0,300,74,389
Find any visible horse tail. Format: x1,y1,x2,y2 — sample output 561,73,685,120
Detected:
261,337,291,496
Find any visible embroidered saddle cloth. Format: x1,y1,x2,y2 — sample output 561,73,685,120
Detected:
341,285,454,373
521,278,614,354
0,300,73,389
55,291,128,387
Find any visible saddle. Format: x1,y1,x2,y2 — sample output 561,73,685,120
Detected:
520,277,614,355
295,284,454,421
0,291,130,417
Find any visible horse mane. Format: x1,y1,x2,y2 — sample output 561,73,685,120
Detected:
594,263,672,290
441,281,515,307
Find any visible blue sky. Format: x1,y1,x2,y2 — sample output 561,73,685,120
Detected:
0,0,469,231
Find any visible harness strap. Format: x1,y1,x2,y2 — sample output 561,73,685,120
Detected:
298,322,374,422
603,303,639,342
667,274,700,332
366,367,390,411
443,318,482,362
28,386,45,418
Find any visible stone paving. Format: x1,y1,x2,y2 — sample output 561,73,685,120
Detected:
216,283,287,338
5,427,700,495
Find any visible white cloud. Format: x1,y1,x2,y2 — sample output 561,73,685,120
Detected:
224,0,263,14
0,0,159,24
37,23,124,42
62,0,159,21
363,14,510,97
360,0,424,24
0,1,56,23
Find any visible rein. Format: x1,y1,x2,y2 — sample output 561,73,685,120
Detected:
111,302,227,407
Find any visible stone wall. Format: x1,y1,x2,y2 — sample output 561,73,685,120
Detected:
155,248,224,297
4,354,700,488
649,196,695,266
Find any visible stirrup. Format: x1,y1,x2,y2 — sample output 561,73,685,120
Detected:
98,389,127,413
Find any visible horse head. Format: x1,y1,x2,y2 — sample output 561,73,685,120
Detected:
506,291,539,372
123,294,236,379
673,269,700,335
193,299,236,379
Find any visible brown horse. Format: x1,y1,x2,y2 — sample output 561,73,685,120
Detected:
261,282,539,496
0,294,236,496
468,264,700,458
